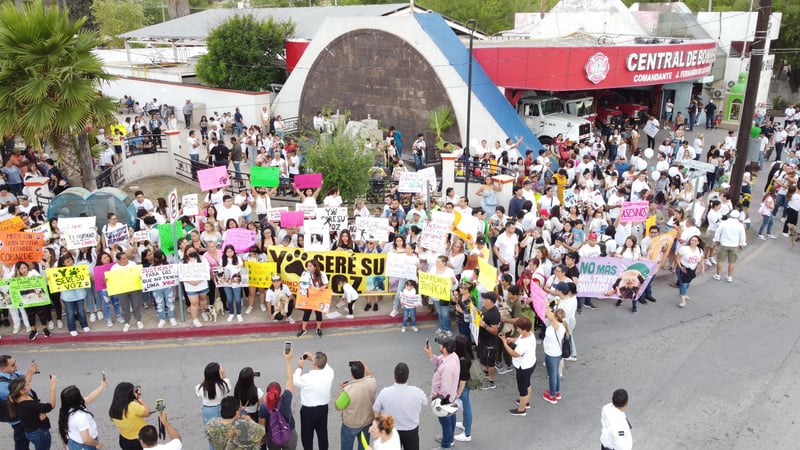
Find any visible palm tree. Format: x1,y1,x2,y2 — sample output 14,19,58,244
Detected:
0,1,117,190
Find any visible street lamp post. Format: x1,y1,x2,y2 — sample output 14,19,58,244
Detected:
465,19,477,200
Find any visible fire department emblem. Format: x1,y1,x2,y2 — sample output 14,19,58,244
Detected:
585,52,610,84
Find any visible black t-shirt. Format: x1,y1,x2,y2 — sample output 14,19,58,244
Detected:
16,394,52,433
210,144,230,163
459,357,470,382
479,306,500,344
565,265,580,283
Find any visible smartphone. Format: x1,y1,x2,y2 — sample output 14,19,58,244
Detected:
135,385,142,395
253,371,261,377
102,371,107,382
284,341,292,355
155,399,165,412
425,339,430,348
302,354,309,360
32,360,40,375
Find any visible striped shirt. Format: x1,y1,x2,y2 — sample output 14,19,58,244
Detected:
372,383,427,431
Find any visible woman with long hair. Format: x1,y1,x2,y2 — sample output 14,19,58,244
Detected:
542,308,568,405
20,262,52,340
259,349,298,450
8,375,58,449
182,247,210,327
332,229,358,252
233,367,263,422
108,382,151,450
195,362,231,428
430,255,458,338
453,334,475,441
58,253,91,337
758,187,777,240
220,244,244,321
676,235,705,308
150,250,177,328
501,317,537,416
296,260,329,337
58,377,109,450
204,240,226,313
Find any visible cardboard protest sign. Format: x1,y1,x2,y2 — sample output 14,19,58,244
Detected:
0,216,25,232
104,226,129,247
182,193,199,216
293,173,322,190
198,165,231,191
398,172,423,193
266,247,386,294
576,257,658,300
563,188,578,208
222,228,258,253
354,217,389,242
140,264,179,292
244,261,277,288
0,231,44,263
295,286,332,312
418,271,451,301
619,201,649,223
93,263,113,291
64,231,98,251
46,265,91,293
417,167,437,193
469,303,481,344
418,211,453,255
303,219,330,251
452,211,481,243
250,166,280,188
266,207,288,223
295,204,316,219
133,230,150,242
477,258,498,291
385,252,418,280
280,211,304,228
645,215,657,233
105,265,143,296
28,223,51,241
58,217,95,233
178,262,210,281
529,281,547,321
315,207,348,233
6,276,50,308
213,266,249,288
156,224,185,255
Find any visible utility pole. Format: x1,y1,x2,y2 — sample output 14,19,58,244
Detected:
464,19,477,199
729,0,772,203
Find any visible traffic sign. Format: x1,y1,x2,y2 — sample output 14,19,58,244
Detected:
167,188,179,223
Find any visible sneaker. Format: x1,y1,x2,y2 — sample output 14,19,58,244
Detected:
202,312,210,322
259,304,267,312
107,319,114,327
781,217,787,222
726,276,733,283
157,320,166,328
346,314,354,319
89,313,96,322
712,274,721,281
555,392,562,400
237,315,243,322
123,323,130,332
497,365,513,375
43,328,51,337
245,306,253,315
615,300,622,307
70,330,78,337
783,232,790,237
758,235,766,240
12,327,19,334
137,321,144,330
585,303,597,310
401,327,407,333
481,380,496,390
288,317,296,324
632,306,638,313
28,330,37,341
565,356,577,361
454,432,472,442
316,328,323,337
456,422,464,430
117,316,126,323
509,408,527,416
96,311,104,320
82,327,90,332
193,319,203,328
647,296,657,303
372,303,378,311
227,314,234,322
767,234,777,239
389,309,398,318
57,320,63,329
639,298,648,305
542,391,557,404
515,399,531,409
711,257,718,264
169,318,178,326
706,259,714,266
412,327,419,332
48,320,54,329
363,304,371,311
494,362,503,371
297,329,307,337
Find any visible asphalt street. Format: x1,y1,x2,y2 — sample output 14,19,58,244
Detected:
2,233,798,449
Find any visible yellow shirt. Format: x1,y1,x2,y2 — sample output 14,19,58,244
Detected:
111,401,146,440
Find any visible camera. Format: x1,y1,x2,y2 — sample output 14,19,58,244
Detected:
155,399,165,412
253,371,261,377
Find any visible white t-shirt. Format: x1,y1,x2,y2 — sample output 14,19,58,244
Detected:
607,193,625,219
266,284,292,305
323,195,343,208
372,429,402,450
677,245,703,270
494,232,518,265
341,283,359,302
150,438,183,450
187,137,200,156
67,410,98,444
195,379,232,406
216,205,243,230
511,334,537,370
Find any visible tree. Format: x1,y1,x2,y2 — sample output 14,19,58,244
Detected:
303,134,377,202
91,0,146,47
168,0,189,19
195,14,295,91
0,2,117,190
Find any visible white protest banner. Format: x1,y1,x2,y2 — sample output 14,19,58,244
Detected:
28,223,51,241
58,216,95,233
354,217,389,242
419,211,453,254
295,204,316,219
133,230,150,242
304,219,330,251
182,194,199,216
397,171,423,193
64,231,97,250
140,264,179,292
386,252,419,280
104,227,129,247
266,207,288,222
178,262,210,281
315,207,348,233
417,167,437,193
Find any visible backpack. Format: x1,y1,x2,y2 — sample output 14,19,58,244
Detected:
466,358,484,390
267,398,291,446
0,378,11,422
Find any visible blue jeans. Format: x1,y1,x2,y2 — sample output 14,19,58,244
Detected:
190,153,200,179
414,152,424,170
340,423,370,450
202,404,220,426
759,214,774,236
68,439,99,450
437,413,456,448
545,354,561,396
458,387,472,436
25,428,51,450
84,289,101,313
236,122,243,136
435,300,451,332
759,150,765,168
233,161,241,180
101,291,122,319
402,307,416,327
676,267,691,296
153,287,176,320
223,287,242,314
392,278,406,312
773,194,787,219
64,300,88,332
12,422,29,450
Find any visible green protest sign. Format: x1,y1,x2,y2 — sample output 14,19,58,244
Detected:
6,276,50,308
251,166,280,188
157,224,185,255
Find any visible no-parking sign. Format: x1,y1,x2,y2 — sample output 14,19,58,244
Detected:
167,188,179,223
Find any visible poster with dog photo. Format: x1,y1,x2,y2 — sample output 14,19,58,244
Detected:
213,266,249,289
6,276,50,308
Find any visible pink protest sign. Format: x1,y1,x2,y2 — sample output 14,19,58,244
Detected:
222,228,258,253
619,201,649,223
280,211,305,228
198,166,231,191
530,281,547,321
293,173,322,190
93,263,114,292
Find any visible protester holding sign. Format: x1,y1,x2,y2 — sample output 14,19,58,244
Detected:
296,260,328,338
430,255,458,338
219,245,244,323
148,250,178,328
58,254,91,337
94,252,124,328
109,251,144,332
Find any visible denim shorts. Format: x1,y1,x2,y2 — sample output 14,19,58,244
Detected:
187,288,209,296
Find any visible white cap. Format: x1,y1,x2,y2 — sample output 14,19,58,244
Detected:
729,210,741,219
